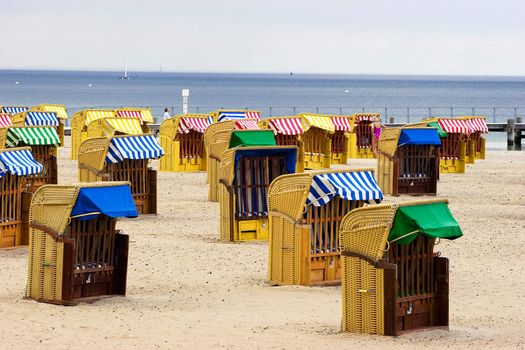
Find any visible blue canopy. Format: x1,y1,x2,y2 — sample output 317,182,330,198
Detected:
234,147,297,175
106,135,165,163
70,185,138,220
306,171,383,206
398,129,441,146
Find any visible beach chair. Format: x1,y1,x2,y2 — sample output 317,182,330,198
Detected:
339,199,462,335
10,111,62,151
210,109,261,123
116,107,155,132
159,114,213,172
268,169,383,286
459,116,488,163
204,121,261,201
1,106,29,115
2,126,61,191
77,134,164,214
298,113,334,169
30,104,68,145
377,127,441,196
348,113,381,159
70,109,116,160
219,144,298,242
330,115,354,165
423,118,471,174
26,182,138,305
258,116,306,172
86,117,144,139
0,147,43,248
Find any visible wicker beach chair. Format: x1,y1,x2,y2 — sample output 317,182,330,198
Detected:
297,113,334,169
30,104,68,145
26,181,138,305
0,147,43,248
116,107,154,133
458,116,488,163
205,123,262,201
421,117,471,173
77,134,164,214
348,113,381,159
2,126,61,191
329,115,355,165
70,109,116,160
268,169,383,286
219,145,298,242
339,198,462,335
377,127,441,196
159,114,213,172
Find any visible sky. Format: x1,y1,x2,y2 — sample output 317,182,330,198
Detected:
0,0,524,76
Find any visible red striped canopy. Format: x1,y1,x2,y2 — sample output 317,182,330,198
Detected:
234,119,259,130
117,110,143,122
245,111,260,121
178,117,212,134
438,119,472,134
354,114,379,123
268,117,304,135
331,116,352,132
0,114,12,127
466,117,488,133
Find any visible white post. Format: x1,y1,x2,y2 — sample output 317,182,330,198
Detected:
182,88,190,115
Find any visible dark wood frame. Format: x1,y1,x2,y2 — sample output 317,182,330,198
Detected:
177,130,204,160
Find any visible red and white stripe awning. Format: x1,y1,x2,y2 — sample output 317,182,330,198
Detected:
0,114,13,127
234,119,260,130
438,119,473,134
268,117,304,135
245,111,260,121
178,117,212,134
117,110,143,122
354,114,379,123
331,116,352,132
466,117,488,133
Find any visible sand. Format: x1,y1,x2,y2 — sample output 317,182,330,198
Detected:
1,138,524,350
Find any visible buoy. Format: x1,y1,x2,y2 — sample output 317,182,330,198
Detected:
88,84,93,87
345,90,349,93
15,82,19,85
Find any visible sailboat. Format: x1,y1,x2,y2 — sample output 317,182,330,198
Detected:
119,58,129,80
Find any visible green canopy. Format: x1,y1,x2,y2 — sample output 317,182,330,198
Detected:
427,122,447,138
229,130,276,148
388,202,463,245
6,127,61,147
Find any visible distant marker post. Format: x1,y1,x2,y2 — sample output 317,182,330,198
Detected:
182,88,189,114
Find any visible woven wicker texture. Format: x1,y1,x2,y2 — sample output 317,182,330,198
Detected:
0,128,6,149
268,168,375,286
77,137,111,174
377,128,401,158
70,110,116,160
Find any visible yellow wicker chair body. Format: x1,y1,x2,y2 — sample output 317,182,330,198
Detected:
219,145,298,242
268,169,377,286
159,114,211,172
377,128,439,196
458,116,487,163
298,113,334,169
204,121,237,187
0,147,38,248
70,109,116,160
258,116,306,172
77,136,158,214
348,113,381,159
422,117,467,174
30,104,68,145
26,181,133,305
330,116,355,165
339,199,451,335
85,117,144,139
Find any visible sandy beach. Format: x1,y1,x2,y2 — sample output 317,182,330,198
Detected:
1,137,524,350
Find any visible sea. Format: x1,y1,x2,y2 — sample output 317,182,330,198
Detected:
0,69,524,149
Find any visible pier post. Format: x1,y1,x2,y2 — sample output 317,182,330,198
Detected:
389,117,395,124
507,118,515,150
515,117,523,150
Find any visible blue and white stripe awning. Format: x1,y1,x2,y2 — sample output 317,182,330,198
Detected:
106,135,165,163
306,171,383,206
0,149,44,177
218,111,247,122
2,106,28,114
25,111,59,126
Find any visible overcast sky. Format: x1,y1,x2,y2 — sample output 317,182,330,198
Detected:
0,0,523,76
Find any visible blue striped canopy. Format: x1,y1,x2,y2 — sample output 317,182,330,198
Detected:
306,171,383,206
218,111,246,122
2,106,28,114
0,149,43,177
106,135,165,163
25,111,59,126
